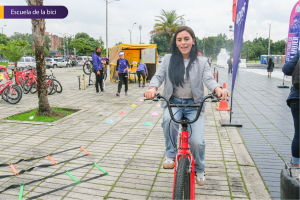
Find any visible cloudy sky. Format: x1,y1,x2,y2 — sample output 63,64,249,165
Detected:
1,0,298,47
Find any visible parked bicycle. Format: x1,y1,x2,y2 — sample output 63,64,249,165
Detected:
47,70,62,95
83,59,107,89
145,93,220,200
0,73,22,104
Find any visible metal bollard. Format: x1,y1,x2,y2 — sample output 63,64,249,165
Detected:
77,75,81,90
83,74,86,90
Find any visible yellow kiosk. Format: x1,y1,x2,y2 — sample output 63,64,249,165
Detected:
109,44,158,83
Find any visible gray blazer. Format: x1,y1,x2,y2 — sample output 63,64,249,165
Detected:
149,54,220,112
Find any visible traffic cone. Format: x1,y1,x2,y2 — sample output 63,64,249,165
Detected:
216,83,230,111
119,111,126,115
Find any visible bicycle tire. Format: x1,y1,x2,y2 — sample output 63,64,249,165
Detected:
46,78,54,95
173,157,191,200
6,85,22,104
23,79,32,94
30,82,38,94
49,82,57,95
83,60,93,75
53,79,62,93
2,87,8,102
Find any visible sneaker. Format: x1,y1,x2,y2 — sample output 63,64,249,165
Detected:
116,92,120,96
125,92,128,96
142,85,145,87
196,171,206,186
98,92,103,96
163,156,175,169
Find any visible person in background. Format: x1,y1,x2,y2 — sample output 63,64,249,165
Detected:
208,56,212,67
282,51,299,167
136,60,148,87
92,47,104,95
227,56,233,74
198,51,202,56
115,51,130,96
267,57,274,77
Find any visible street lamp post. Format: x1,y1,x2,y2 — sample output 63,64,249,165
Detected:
203,34,207,56
105,0,120,57
128,23,136,44
139,25,142,44
268,22,273,55
2,25,6,34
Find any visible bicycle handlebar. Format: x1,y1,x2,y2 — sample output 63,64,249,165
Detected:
146,93,219,124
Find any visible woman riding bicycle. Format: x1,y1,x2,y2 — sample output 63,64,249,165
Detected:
145,26,230,186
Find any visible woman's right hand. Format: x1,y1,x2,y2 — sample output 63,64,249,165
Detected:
145,88,157,99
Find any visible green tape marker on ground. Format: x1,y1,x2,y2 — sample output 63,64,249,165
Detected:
65,170,81,184
93,162,108,175
19,183,24,200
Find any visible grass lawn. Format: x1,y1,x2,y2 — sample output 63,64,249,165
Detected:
6,107,75,123
0,62,8,67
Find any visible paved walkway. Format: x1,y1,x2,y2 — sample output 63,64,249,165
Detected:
217,67,294,200
0,67,270,199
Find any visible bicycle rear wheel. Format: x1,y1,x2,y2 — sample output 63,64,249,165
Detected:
6,85,22,104
46,78,54,95
83,60,93,75
173,157,191,200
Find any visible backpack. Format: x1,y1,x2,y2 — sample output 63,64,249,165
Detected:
292,59,300,90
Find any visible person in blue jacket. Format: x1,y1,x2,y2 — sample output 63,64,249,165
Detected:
282,51,300,167
92,47,104,95
136,60,148,87
115,51,130,96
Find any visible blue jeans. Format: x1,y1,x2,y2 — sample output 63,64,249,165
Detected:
161,97,206,173
290,99,299,164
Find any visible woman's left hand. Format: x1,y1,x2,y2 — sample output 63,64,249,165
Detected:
214,87,230,101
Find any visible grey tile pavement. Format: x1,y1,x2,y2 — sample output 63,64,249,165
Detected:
0,66,271,199
217,67,295,200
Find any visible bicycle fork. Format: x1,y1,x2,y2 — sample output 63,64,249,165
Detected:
172,129,195,200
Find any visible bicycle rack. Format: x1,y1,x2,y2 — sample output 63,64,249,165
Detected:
77,76,81,90
83,74,86,90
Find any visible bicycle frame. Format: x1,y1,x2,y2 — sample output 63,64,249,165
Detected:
0,73,16,95
148,93,216,200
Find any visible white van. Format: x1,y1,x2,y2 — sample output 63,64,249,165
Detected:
8,57,36,70
77,56,92,66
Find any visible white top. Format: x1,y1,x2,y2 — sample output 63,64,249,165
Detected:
173,58,193,99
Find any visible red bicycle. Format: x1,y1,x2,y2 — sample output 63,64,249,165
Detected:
146,93,218,200
0,73,22,104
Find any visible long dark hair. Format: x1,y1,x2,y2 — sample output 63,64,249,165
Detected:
268,57,273,67
168,26,199,87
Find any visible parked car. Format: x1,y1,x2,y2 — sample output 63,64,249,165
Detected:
45,58,58,69
54,58,70,68
77,56,92,66
8,57,36,70
0,65,7,72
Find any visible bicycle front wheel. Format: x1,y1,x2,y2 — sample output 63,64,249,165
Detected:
23,79,32,94
83,60,93,75
53,79,62,93
173,157,190,200
30,82,38,94
46,78,54,95
6,85,23,104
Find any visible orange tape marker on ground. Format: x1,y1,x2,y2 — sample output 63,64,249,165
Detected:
46,155,58,165
79,146,90,156
9,163,19,176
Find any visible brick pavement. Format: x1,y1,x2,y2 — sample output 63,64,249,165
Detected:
0,67,270,199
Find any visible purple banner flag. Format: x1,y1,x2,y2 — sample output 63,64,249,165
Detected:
232,0,249,91
285,1,300,63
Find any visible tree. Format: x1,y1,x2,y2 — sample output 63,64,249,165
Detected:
0,40,33,68
150,35,168,54
195,37,203,53
69,38,92,54
204,37,216,57
0,33,10,45
254,41,265,60
150,9,185,53
241,41,255,60
226,39,234,56
28,0,58,117
75,32,101,56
